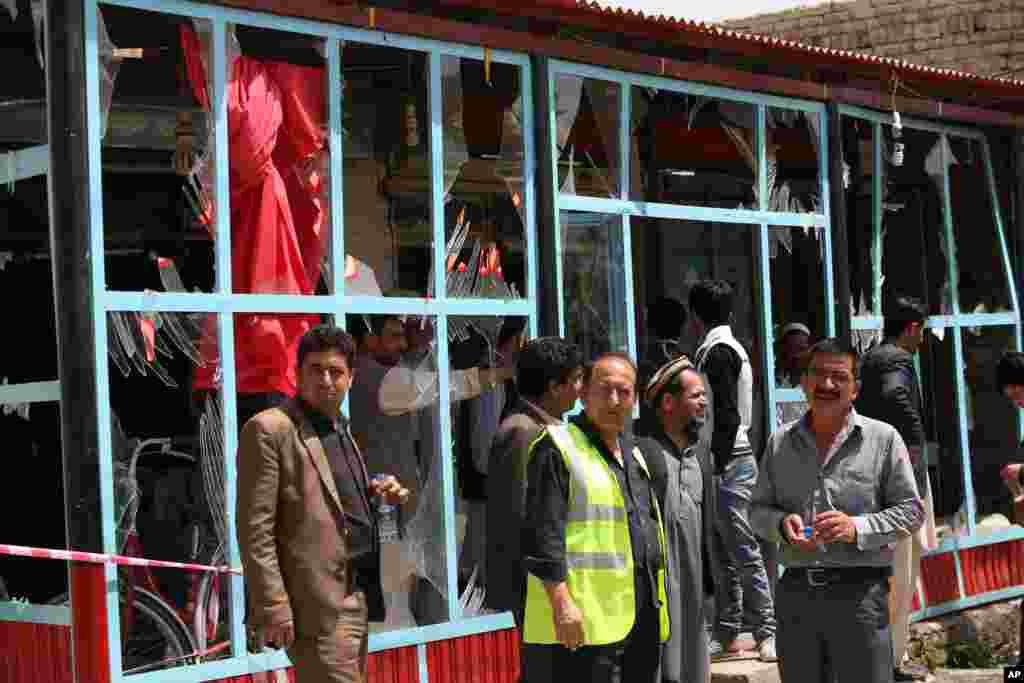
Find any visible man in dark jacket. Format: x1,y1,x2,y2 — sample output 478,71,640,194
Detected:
855,295,934,682
484,337,584,625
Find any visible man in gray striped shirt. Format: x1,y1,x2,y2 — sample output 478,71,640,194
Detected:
751,338,924,683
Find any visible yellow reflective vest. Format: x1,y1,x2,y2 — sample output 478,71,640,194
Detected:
522,423,670,646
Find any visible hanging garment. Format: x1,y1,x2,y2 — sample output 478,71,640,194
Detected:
182,27,328,396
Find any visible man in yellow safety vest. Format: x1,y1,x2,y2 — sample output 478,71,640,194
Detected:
520,352,669,683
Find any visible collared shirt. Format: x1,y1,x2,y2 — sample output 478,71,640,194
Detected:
521,413,663,605
300,401,379,573
750,407,924,569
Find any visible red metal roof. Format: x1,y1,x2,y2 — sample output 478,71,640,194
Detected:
440,0,1024,96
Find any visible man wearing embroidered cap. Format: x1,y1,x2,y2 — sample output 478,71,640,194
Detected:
520,352,669,683
776,322,812,389
637,355,717,683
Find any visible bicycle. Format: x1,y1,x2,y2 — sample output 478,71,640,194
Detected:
48,419,230,674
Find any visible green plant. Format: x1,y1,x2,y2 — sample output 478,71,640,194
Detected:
946,640,997,669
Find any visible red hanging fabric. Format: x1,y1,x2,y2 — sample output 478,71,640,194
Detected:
178,24,210,110
182,33,329,397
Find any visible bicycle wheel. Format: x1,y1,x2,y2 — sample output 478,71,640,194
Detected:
47,588,196,673
193,569,224,657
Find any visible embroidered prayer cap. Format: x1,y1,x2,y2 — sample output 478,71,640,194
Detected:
645,354,696,406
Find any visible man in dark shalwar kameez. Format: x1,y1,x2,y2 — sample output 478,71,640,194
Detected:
638,356,718,683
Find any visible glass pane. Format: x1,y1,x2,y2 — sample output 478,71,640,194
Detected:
560,212,627,363
227,25,330,296
629,218,766,449
447,315,527,614
631,91,755,209
346,314,451,629
769,226,827,388
0,403,68,604
775,398,808,429
343,43,430,297
765,107,822,214
106,310,234,670
961,325,1017,523
99,8,217,293
880,125,952,316
0,176,57,382
441,56,527,300
841,116,885,353
920,329,968,540
554,74,619,198
948,137,1012,314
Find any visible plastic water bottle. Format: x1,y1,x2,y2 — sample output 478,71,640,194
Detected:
372,475,400,544
803,494,816,541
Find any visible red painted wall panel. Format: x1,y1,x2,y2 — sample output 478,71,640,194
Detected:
0,622,72,683
960,539,1024,597
919,551,959,606
427,628,519,683
368,646,419,683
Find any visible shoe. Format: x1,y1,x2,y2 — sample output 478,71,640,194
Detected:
757,637,778,663
894,663,928,681
709,638,742,661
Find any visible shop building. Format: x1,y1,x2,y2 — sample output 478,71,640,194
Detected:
1,1,1023,681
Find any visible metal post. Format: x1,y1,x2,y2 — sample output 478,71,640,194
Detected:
1015,133,1024,314
827,102,852,345
45,0,110,680
531,55,559,337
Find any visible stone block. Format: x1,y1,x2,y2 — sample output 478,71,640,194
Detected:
849,1,875,19
986,41,1013,55
947,13,970,33
914,20,944,39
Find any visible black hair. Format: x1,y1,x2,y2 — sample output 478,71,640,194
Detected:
516,337,583,400
648,296,687,340
806,337,860,379
583,352,638,385
882,295,928,340
498,316,528,349
688,280,733,328
367,313,403,336
996,351,1024,394
297,325,357,370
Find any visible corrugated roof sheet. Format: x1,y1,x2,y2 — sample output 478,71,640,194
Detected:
445,0,1024,93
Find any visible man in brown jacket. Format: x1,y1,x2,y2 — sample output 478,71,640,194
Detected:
237,325,408,683
484,337,583,625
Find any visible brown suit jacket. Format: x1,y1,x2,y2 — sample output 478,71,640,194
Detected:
237,398,380,639
484,399,561,615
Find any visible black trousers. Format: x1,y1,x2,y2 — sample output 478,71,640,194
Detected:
520,577,660,683
776,571,894,683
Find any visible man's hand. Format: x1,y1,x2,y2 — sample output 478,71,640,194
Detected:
553,596,585,651
544,581,585,651
1001,464,1023,497
781,513,818,551
814,510,857,544
369,474,411,506
263,620,295,650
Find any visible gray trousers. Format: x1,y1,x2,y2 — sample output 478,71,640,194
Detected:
713,455,776,643
776,572,894,683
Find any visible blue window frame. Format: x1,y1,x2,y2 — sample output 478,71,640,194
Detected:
81,1,537,679
548,59,834,430
839,104,1024,619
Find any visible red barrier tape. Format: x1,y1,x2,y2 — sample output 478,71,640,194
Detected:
0,543,242,575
